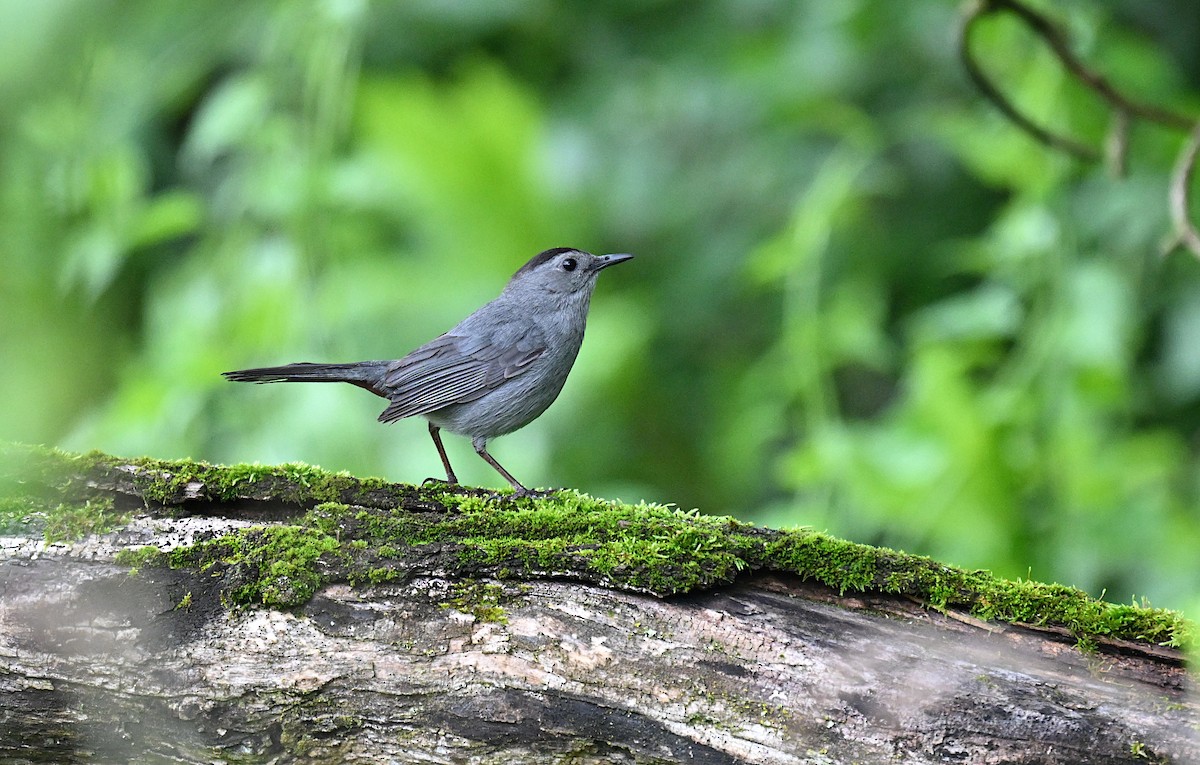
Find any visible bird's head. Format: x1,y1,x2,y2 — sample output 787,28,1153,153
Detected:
505,247,634,300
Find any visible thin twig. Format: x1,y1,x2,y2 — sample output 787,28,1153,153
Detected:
1105,108,1129,179
994,0,1194,132
959,0,1200,261
1167,120,1200,259
957,0,1099,161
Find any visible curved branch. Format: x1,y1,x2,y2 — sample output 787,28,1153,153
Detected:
959,0,1200,261
957,0,1099,161
959,0,1197,168
1168,120,1200,259
995,0,1193,132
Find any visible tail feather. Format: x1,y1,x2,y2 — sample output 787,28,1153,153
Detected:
223,361,390,397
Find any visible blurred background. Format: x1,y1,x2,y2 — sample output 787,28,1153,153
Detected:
2,0,1199,614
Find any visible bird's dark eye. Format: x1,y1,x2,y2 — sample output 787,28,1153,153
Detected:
561,258,578,272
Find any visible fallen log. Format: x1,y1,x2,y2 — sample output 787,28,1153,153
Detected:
0,444,1194,764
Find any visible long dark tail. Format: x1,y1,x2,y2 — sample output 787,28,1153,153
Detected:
223,361,391,397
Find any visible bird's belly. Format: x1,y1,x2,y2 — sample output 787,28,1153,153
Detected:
426,361,572,439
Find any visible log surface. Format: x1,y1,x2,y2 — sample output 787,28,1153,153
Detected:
2,535,1196,764
0,448,1195,764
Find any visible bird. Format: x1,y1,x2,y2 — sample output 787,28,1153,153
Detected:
223,247,633,497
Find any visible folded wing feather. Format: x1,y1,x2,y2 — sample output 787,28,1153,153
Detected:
377,330,547,423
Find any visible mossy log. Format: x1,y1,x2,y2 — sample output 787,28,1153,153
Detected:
0,444,1196,764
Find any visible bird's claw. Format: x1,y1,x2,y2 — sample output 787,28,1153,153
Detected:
421,477,462,491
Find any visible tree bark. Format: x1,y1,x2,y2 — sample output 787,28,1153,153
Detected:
0,450,1195,764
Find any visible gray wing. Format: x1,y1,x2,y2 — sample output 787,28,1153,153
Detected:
376,328,546,423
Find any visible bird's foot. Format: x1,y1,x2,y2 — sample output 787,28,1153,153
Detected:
421,477,465,492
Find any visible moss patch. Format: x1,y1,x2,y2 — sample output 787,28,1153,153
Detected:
2,442,1193,651
0,441,417,511
0,495,46,536
441,581,514,624
0,445,131,542
109,494,1193,650
173,523,343,606
42,497,129,543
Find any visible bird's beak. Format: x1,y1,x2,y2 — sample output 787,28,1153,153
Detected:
592,253,635,272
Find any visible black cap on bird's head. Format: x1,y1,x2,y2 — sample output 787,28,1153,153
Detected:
508,247,634,294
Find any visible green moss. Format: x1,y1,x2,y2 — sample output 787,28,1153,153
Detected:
441,581,512,624
117,455,400,507
0,444,128,538
170,523,342,607
0,495,48,535
43,497,128,543
115,545,168,568
2,442,1193,651
150,491,1191,649
363,566,402,585
0,441,409,510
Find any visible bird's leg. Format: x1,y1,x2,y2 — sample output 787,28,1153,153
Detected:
428,422,459,484
471,436,538,498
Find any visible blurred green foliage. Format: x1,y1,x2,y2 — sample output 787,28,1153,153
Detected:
2,0,1199,613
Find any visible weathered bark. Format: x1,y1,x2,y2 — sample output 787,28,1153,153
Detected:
1,449,1196,764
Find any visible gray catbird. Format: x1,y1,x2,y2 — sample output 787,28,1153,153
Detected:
223,247,633,496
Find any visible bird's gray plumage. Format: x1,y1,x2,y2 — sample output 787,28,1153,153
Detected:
223,247,633,496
